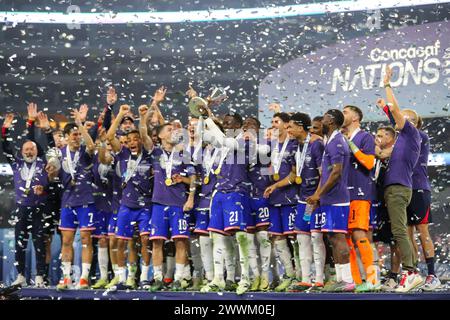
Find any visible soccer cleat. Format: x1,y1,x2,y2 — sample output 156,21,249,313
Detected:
138,280,152,290
395,271,423,293
125,277,137,290
149,280,164,292
187,277,202,291
422,275,441,291
322,280,337,292
163,277,173,286
105,276,120,289
274,275,293,292
236,279,251,295
56,278,72,290
170,280,183,291
91,278,109,289
259,274,270,292
77,278,90,289
250,276,261,292
224,280,238,291
269,278,280,291
34,276,45,288
12,274,27,287
355,281,377,293
381,278,398,292
111,282,134,291
181,278,191,289
308,282,324,292
332,281,356,292
288,281,312,292
200,279,226,293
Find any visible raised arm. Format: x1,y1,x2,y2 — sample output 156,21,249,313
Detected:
150,85,167,126
138,105,154,151
72,108,96,155
383,65,405,130
103,86,117,131
97,127,113,165
106,104,130,153
1,113,16,164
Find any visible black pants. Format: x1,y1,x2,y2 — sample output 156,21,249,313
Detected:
14,206,46,276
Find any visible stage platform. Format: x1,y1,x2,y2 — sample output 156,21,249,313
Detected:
19,287,450,300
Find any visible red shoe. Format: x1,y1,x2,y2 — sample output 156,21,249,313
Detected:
77,278,90,289
163,278,173,286
56,278,71,290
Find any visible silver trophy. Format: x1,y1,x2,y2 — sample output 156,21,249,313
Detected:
188,86,228,118
45,147,62,171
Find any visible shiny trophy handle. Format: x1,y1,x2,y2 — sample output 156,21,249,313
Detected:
45,147,62,171
188,96,209,118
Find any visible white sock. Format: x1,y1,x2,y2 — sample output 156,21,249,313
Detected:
247,233,260,278
98,247,109,280
62,261,71,279
140,264,150,282
292,239,302,279
175,263,185,282
271,246,281,280
236,231,250,282
297,234,313,284
223,235,236,282
112,264,119,277
311,232,326,284
127,263,137,280
183,263,192,281
341,263,353,283
212,233,225,282
335,264,342,282
274,239,295,278
81,263,91,280
164,256,175,279
199,235,214,281
189,238,203,279
118,266,127,283
256,231,271,276
153,265,163,281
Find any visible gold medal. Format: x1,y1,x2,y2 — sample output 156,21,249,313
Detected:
121,182,127,189
165,178,173,186
214,167,221,175
70,180,76,187
295,176,302,185
24,188,30,195
203,175,210,185
273,173,280,181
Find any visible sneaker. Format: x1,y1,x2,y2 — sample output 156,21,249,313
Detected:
149,279,164,292
288,281,312,292
333,281,356,292
77,278,90,289
381,278,398,292
91,278,109,289
170,280,183,291
34,276,45,288
421,274,441,292
224,280,237,291
250,276,261,292
12,274,27,287
125,277,137,290
138,280,152,290
236,279,251,295
308,282,324,292
105,276,120,289
322,280,337,292
259,274,270,292
56,277,71,290
395,271,423,293
200,279,226,293
355,281,377,293
274,275,293,292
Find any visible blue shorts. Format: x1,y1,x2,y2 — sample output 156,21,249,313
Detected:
116,205,151,239
311,205,349,234
208,191,246,234
269,205,297,236
60,204,96,231
369,203,379,230
249,197,271,228
108,211,118,236
294,202,315,234
186,209,196,232
150,204,189,240
194,209,210,235
93,210,112,237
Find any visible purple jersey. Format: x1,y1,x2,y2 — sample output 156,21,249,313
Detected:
347,130,376,201
384,121,421,189
411,130,431,191
115,147,153,209
92,154,114,212
269,139,300,206
151,146,196,207
197,146,219,209
60,145,95,208
299,139,324,201
320,131,350,206
12,158,48,206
